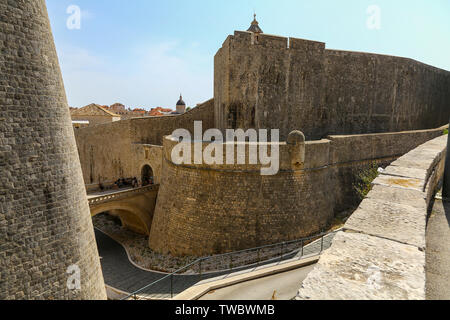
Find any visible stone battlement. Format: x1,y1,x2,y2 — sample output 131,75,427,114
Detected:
219,30,326,51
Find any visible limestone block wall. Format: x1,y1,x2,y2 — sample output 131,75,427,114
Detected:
324,50,450,135
71,115,120,127
214,31,450,140
215,32,327,140
297,134,448,300
328,126,446,212
74,99,214,187
0,0,105,299
148,127,445,257
132,144,163,185
149,136,335,256
130,98,215,146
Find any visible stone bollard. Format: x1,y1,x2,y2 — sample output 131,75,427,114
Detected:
287,130,306,170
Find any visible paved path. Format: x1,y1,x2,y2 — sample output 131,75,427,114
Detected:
94,229,336,299
426,199,450,300
199,264,316,301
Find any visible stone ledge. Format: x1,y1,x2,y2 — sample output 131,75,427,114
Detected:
297,135,447,300
366,185,426,210
372,175,424,192
296,232,425,300
344,198,426,249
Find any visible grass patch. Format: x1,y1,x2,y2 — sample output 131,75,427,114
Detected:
353,162,380,201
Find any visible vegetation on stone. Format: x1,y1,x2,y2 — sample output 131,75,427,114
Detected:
353,162,380,201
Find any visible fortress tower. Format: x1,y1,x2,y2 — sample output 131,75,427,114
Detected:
247,14,263,34
0,0,106,299
214,21,450,141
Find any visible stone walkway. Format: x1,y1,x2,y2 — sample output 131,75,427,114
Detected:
94,229,336,299
426,199,450,300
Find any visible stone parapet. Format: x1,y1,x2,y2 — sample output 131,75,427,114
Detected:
297,135,447,300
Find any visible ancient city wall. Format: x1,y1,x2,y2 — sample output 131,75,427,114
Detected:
71,114,120,126
130,98,215,145
214,31,327,140
148,127,446,257
328,126,446,212
74,99,214,187
324,50,450,136
149,135,335,256
214,31,450,140
297,134,448,300
0,0,106,299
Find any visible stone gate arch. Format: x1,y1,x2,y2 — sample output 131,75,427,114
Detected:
90,202,151,235
141,164,154,186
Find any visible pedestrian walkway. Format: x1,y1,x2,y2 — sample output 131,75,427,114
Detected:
199,264,316,300
426,199,450,299
94,229,336,299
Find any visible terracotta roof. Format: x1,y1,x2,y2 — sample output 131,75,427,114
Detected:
149,110,164,116
70,104,120,117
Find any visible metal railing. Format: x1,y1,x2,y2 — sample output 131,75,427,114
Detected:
122,229,339,300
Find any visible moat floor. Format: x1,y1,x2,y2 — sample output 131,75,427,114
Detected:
426,199,450,300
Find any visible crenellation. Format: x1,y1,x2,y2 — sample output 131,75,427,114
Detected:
289,37,325,51
255,33,288,48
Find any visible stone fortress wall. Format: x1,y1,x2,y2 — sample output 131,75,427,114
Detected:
214,31,450,141
0,0,106,299
74,99,214,186
148,127,445,256
73,28,450,257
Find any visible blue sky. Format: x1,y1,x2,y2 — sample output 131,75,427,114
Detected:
46,0,450,109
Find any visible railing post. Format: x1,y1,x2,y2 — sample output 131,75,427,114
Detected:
257,248,260,264
229,254,233,271
301,240,303,257
170,274,173,298
199,259,202,280
321,236,324,253
280,242,284,262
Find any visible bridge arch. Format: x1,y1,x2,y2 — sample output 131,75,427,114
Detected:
90,202,151,235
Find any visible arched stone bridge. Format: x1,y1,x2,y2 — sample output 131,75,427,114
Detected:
88,185,159,235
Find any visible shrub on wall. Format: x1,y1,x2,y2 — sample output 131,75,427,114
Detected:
353,162,380,201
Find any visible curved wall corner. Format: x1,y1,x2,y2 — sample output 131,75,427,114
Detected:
148,136,334,257
0,0,106,299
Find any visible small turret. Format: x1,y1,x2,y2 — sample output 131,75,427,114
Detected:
247,13,263,34
176,94,186,114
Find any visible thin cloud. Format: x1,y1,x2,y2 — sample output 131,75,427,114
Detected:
58,41,212,109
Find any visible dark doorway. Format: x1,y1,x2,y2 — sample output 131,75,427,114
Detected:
141,164,154,186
